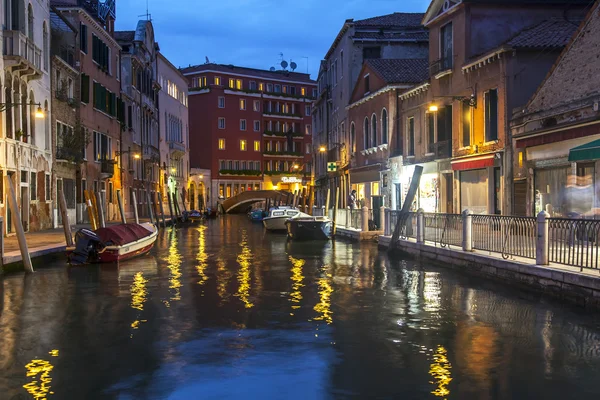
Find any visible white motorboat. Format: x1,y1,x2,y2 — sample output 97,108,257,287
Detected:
262,207,310,231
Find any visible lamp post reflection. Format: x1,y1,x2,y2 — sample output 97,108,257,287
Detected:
23,349,59,400
289,256,305,316
164,228,182,306
429,345,452,398
314,267,334,325
196,225,209,287
235,231,254,309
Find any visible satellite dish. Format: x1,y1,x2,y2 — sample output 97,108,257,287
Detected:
290,61,297,71
281,60,288,70
270,67,276,72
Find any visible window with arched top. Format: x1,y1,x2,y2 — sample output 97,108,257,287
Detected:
371,114,377,147
43,22,48,71
350,122,356,154
364,117,369,150
382,109,388,145
27,3,33,39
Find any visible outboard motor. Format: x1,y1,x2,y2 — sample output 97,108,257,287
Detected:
69,229,104,265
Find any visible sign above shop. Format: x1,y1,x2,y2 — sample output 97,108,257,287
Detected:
327,162,338,172
282,176,303,183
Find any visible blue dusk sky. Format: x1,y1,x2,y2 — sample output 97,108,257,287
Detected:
115,0,430,79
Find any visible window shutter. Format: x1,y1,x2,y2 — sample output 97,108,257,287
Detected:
81,74,90,103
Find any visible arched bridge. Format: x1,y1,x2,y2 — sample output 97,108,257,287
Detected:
221,190,295,213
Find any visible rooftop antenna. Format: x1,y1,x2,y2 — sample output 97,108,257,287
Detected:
138,0,152,21
302,56,309,74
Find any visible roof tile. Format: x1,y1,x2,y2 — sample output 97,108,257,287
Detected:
365,59,429,84
507,18,581,49
354,12,425,28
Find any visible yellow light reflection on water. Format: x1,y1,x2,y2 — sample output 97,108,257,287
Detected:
235,232,254,309
196,225,209,286
429,346,452,399
216,254,232,304
130,271,149,332
314,272,333,324
23,358,56,399
164,228,182,306
289,256,305,315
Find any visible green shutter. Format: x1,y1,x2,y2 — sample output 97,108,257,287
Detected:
81,74,89,103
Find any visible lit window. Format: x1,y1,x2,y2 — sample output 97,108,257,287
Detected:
254,120,260,132
305,124,312,135
306,144,310,154
218,96,225,108
215,76,221,85
218,138,225,150
240,119,247,131
218,118,225,129
240,99,246,110
301,87,306,96
229,78,235,89
253,100,260,112
254,140,260,151
259,82,264,91
282,85,288,94
236,79,242,90
240,140,247,151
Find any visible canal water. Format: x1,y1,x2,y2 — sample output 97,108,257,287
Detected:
1,216,600,399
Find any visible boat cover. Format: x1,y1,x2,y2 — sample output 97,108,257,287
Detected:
95,224,153,246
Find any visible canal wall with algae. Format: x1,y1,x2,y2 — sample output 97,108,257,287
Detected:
379,236,600,309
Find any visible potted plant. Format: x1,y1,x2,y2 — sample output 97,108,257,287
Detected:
15,129,24,140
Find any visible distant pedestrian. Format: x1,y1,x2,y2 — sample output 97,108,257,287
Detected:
348,190,358,209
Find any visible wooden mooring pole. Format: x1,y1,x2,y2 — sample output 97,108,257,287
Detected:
95,192,106,228
390,166,423,250
116,189,126,224
59,189,74,247
132,191,140,224
5,176,33,273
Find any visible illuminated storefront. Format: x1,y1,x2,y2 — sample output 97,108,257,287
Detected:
399,163,439,212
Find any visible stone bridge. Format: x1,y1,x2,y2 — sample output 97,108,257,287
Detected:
221,190,294,213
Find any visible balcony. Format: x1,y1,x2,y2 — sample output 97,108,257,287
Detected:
143,144,160,162
263,150,303,157
263,130,303,138
3,30,42,80
55,90,76,107
78,0,116,24
100,159,116,178
263,111,303,119
429,58,453,79
56,147,82,163
168,140,186,156
434,140,452,159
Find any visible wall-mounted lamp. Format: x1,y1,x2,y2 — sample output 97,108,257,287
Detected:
428,93,477,112
0,102,47,119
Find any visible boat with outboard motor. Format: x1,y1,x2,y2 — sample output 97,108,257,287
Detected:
262,206,310,231
68,222,158,265
285,216,333,240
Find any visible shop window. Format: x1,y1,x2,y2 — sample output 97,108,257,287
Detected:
460,169,488,214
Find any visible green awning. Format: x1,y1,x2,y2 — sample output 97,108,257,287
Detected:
568,139,600,162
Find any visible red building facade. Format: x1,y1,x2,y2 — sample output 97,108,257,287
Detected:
181,64,316,204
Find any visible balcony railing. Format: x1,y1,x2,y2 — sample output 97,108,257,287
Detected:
434,140,452,159
168,141,186,154
143,144,160,162
429,58,453,77
100,159,115,176
263,111,303,118
3,30,42,74
56,147,82,161
263,130,303,137
263,150,303,157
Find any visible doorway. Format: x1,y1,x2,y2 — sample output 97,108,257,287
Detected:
20,185,28,232
444,173,454,214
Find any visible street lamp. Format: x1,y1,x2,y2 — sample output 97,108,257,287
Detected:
0,102,47,118
319,145,326,153
428,104,439,112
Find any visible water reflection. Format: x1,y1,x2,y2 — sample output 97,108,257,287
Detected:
216,252,233,305
289,256,305,315
164,228,182,306
196,225,209,287
235,231,254,309
23,349,59,400
429,345,452,398
130,272,148,331
314,267,333,325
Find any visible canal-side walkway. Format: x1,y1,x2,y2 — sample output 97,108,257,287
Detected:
379,235,600,308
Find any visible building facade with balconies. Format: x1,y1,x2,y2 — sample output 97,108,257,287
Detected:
53,0,123,223
50,7,80,226
157,52,189,209
314,12,429,209
116,20,160,218
420,0,587,215
2,0,53,232
181,63,315,207
347,59,428,210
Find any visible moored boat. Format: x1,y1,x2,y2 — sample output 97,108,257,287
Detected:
262,207,309,231
68,222,158,265
285,216,332,240
188,210,204,223
248,209,267,222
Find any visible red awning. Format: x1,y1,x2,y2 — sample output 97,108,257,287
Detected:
451,155,495,171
